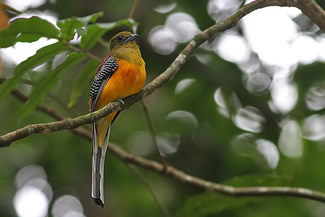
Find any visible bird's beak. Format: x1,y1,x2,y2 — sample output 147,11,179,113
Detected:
125,33,139,42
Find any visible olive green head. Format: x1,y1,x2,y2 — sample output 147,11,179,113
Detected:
109,31,139,51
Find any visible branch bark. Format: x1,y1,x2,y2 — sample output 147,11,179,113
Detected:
6,61,325,205
2,0,323,147
296,0,325,31
108,142,325,203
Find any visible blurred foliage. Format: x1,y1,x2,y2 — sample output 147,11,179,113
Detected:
1,0,325,217
177,175,294,217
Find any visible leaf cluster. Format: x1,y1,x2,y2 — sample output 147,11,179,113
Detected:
0,12,137,116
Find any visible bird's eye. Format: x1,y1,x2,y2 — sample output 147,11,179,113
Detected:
117,35,124,42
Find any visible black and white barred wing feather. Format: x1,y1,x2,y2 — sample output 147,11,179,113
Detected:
90,55,118,112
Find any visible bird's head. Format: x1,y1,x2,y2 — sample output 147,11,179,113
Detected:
109,31,139,51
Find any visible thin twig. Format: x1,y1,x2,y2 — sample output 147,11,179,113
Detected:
141,100,168,169
128,0,140,19
66,43,102,62
239,0,247,8
98,38,109,49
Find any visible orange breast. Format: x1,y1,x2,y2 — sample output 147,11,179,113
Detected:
96,59,146,110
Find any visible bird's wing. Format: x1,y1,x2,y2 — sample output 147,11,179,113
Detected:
89,55,118,112
90,55,118,206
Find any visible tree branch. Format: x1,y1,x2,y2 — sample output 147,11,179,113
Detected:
0,0,324,146
296,0,325,31
128,0,140,19
108,142,325,203
66,43,102,62
7,69,325,204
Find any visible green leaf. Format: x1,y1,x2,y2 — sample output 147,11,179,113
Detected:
80,25,107,49
57,19,83,42
0,16,60,48
57,12,103,42
20,52,86,117
177,193,258,217
80,19,137,50
177,175,293,217
68,59,99,108
0,42,67,103
77,11,103,24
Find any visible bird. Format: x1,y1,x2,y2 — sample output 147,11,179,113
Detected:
89,31,146,207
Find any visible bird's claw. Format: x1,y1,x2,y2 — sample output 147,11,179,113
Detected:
117,98,126,109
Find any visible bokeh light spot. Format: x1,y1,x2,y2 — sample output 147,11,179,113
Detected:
149,26,177,55
207,0,241,21
52,195,83,217
317,35,325,61
214,88,230,117
175,78,195,94
166,110,199,136
15,165,47,188
214,88,241,117
216,32,251,64
165,12,199,43
154,2,177,14
305,82,325,111
245,72,271,93
303,115,325,141
231,133,257,157
271,80,298,114
256,139,279,169
2,39,58,65
279,120,303,158
157,133,180,156
5,0,46,11
233,106,265,133
127,131,153,156
291,34,318,64
62,211,86,217
242,7,298,68
14,186,48,217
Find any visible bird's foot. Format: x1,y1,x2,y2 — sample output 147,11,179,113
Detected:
117,98,126,109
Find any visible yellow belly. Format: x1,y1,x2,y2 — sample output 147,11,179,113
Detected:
95,59,146,147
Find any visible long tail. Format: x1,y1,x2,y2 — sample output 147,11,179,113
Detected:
91,123,110,207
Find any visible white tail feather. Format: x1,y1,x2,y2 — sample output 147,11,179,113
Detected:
91,123,110,207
